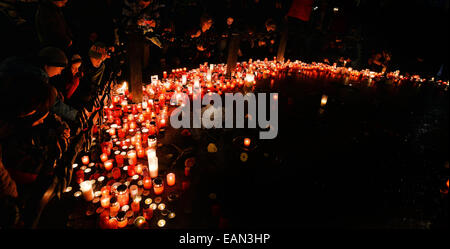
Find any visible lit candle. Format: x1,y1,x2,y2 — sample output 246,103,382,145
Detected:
115,184,129,207
100,153,108,162
153,177,164,195
109,197,120,217
244,138,251,147
104,160,113,171
129,185,139,199
131,196,141,213
134,216,146,228
101,185,111,197
100,195,110,208
321,94,328,107
148,135,157,149
81,156,89,165
109,127,116,136
135,163,143,175
137,148,145,158
148,156,158,178
80,180,94,201
127,150,137,166
143,176,152,189
157,219,166,228
143,205,153,220
166,173,175,186
117,211,128,228
109,217,119,229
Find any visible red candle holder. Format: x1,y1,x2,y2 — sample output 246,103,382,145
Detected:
115,184,129,207
153,177,164,195
166,173,175,186
143,176,152,189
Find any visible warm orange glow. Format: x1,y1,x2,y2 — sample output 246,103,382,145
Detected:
244,138,251,147
81,156,89,165
104,160,113,171
166,173,176,186
100,153,108,163
321,95,328,107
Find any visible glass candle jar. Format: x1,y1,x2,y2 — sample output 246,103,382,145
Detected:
114,151,124,167
100,153,108,163
131,196,141,213
148,135,157,149
112,167,121,179
143,205,153,220
129,185,139,199
153,177,164,195
115,184,129,207
127,165,136,177
79,180,94,201
81,156,89,165
166,173,175,186
143,176,152,189
104,160,114,171
101,185,111,197
127,150,137,166
100,195,110,208
116,211,128,228
109,197,120,217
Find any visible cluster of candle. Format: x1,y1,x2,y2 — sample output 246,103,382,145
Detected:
71,81,184,229
72,57,445,229
139,58,447,102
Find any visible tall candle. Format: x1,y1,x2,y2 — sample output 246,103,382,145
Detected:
166,173,175,186
148,136,157,149
80,180,94,201
148,156,158,178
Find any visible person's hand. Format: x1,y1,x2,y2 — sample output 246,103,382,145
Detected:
258,40,266,47
68,40,73,47
270,39,275,45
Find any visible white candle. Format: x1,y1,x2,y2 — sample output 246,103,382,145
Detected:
148,157,158,178
80,181,94,201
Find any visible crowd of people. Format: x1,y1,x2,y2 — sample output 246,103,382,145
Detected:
0,0,448,228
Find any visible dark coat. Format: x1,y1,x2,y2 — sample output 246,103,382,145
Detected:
0,144,18,198
0,114,70,189
35,0,73,49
